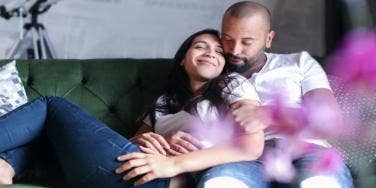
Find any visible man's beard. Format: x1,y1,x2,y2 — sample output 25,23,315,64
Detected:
226,54,255,73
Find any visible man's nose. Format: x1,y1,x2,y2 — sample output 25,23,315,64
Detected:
232,43,242,55
230,42,242,55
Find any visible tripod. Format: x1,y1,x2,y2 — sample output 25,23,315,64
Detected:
6,1,57,59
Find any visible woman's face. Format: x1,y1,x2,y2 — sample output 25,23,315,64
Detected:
182,34,225,84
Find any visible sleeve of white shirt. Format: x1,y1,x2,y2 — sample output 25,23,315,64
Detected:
299,51,332,95
223,73,260,104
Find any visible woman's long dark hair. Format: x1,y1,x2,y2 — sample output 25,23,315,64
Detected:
142,29,233,128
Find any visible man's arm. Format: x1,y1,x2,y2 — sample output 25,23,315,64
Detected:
302,88,344,135
231,88,343,135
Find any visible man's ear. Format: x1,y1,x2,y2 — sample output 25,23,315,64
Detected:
266,30,275,49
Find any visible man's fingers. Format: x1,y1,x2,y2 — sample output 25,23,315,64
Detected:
139,146,157,154
240,120,266,134
230,101,242,110
181,134,204,149
171,144,189,154
136,138,163,155
149,133,170,149
131,133,169,155
143,136,166,155
177,139,200,151
165,148,182,156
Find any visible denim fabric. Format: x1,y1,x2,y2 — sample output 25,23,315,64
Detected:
293,148,354,188
195,149,354,188
0,146,31,175
0,97,48,175
196,161,269,188
0,96,169,188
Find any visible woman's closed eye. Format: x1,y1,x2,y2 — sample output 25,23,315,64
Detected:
194,44,206,49
215,48,224,56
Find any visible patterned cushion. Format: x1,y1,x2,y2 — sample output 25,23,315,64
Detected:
0,60,28,116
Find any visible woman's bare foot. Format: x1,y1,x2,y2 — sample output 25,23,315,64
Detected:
0,158,15,185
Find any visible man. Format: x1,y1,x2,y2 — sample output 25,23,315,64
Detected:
168,1,354,188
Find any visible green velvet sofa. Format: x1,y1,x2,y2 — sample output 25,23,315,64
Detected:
0,59,374,187
0,59,172,187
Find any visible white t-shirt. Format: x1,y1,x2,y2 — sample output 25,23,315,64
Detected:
252,51,332,147
144,73,259,148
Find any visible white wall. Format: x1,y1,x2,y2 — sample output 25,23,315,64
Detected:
0,0,325,59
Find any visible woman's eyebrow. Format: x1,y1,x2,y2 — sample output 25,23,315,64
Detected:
193,41,223,49
192,41,208,45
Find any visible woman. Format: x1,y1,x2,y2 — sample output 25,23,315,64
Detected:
0,29,264,187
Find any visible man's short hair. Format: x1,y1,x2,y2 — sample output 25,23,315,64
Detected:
224,1,272,30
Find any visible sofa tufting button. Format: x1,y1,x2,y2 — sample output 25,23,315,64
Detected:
109,106,117,114
81,78,87,85
27,77,33,86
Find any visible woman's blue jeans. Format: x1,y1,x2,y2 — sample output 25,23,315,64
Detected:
0,96,169,187
0,96,269,188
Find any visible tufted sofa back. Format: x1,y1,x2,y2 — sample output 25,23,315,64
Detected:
1,59,173,138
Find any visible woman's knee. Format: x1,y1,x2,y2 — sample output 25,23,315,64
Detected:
197,161,268,188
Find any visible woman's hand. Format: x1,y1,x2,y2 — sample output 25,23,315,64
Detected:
130,132,170,155
115,152,180,186
165,131,204,156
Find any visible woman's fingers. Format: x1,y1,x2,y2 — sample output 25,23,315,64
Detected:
117,152,145,161
116,154,147,174
134,172,157,186
123,165,152,181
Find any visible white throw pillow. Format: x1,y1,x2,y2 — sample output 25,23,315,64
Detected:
0,60,28,116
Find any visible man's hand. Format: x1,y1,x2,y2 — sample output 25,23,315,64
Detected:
231,101,269,134
130,132,170,155
115,152,179,186
165,131,204,156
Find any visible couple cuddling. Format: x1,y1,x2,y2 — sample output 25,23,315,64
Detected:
0,1,354,188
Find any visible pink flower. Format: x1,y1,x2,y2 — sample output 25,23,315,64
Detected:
307,149,344,174
328,30,376,89
263,148,296,182
266,93,309,136
303,95,345,138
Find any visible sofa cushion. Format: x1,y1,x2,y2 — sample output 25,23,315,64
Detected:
0,60,28,117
